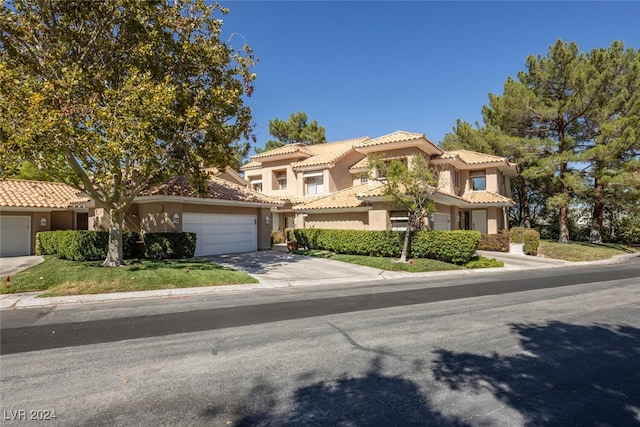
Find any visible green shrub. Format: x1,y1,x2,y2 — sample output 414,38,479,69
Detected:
478,233,510,252
35,231,61,255
294,229,403,257
411,230,481,264
123,230,142,259
143,232,196,259
465,256,504,269
57,230,109,261
36,230,141,260
523,229,540,256
509,227,526,243
292,228,480,264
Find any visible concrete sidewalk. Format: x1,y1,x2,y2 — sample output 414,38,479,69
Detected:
1,250,636,310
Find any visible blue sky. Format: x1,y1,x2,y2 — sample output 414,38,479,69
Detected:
219,1,639,153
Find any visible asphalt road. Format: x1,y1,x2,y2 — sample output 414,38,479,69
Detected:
1,259,639,426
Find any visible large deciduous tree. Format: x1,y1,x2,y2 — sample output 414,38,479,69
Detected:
256,111,326,153
0,0,256,266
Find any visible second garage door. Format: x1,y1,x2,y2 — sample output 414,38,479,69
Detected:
182,213,257,257
0,215,31,257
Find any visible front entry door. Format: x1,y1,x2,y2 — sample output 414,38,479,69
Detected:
471,210,487,234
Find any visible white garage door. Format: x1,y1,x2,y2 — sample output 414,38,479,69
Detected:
0,216,31,257
182,213,257,256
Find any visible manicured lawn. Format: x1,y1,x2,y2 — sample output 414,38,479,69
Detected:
295,250,477,272
1,256,258,297
538,240,639,262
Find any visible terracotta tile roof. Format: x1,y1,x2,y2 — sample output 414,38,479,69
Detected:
294,181,385,211
140,176,282,205
461,191,514,205
242,137,369,171
251,143,314,160
0,179,90,209
239,160,263,171
441,149,510,165
349,157,370,171
355,130,434,148
356,182,514,206
290,138,367,169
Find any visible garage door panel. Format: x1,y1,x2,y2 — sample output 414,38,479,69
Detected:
0,216,31,257
182,213,256,256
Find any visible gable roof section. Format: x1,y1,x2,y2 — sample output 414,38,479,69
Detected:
294,181,385,211
0,179,90,209
441,149,509,165
138,176,282,206
241,137,369,171
290,137,369,169
436,149,518,176
356,180,514,208
355,130,443,156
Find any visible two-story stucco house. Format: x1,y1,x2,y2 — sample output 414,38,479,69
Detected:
240,130,517,236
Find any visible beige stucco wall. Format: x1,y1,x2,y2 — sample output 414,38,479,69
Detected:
303,212,369,230
368,209,388,231
486,167,499,193
138,202,182,233
135,201,271,251
487,207,499,234
328,151,366,193
51,211,74,231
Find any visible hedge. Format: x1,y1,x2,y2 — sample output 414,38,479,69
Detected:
509,227,526,243
143,232,196,259
293,228,481,264
411,230,481,264
478,233,510,252
523,229,541,256
35,230,141,261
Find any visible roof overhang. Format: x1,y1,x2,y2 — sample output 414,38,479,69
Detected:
0,206,89,213
432,158,518,177
293,206,372,214
356,138,443,156
134,195,283,208
431,192,515,208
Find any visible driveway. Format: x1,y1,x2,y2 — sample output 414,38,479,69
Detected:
0,256,44,277
203,249,386,285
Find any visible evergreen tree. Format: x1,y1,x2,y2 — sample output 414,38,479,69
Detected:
255,112,326,153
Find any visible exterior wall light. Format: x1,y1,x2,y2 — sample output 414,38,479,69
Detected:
40,217,47,227
265,215,270,225
172,213,180,224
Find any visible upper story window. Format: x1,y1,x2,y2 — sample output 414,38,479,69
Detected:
470,171,486,191
359,174,368,184
304,173,324,195
250,178,263,192
275,171,287,190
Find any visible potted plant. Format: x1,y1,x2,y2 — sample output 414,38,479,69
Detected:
286,229,298,252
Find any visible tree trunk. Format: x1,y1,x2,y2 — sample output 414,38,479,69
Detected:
589,178,604,244
399,212,413,263
558,184,571,243
521,177,531,228
103,209,125,267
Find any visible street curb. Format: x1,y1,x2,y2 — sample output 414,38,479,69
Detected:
1,252,638,310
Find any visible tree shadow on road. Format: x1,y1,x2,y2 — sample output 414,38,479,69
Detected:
432,321,640,426
222,356,468,427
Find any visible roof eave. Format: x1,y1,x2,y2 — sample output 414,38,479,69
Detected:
134,195,283,208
